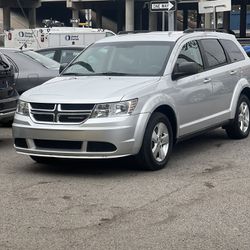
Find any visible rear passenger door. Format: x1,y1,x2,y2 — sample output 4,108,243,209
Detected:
199,39,242,117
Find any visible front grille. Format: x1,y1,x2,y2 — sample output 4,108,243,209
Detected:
0,100,17,112
58,114,89,123
30,103,94,124
34,139,82,150
61,104,94,111
0,79,8,89
30,103,55,110
33,113,54,122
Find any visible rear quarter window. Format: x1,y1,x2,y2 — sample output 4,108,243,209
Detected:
200,39,227,68
220,39,245,63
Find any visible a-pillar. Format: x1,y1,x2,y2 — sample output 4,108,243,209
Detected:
149,12,157,31
3,6,11,30
72,9,79,27
125,0,134,31
28,8,36,29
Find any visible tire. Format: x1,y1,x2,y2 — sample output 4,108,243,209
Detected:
226,94,250,139
30,156,57,165
135,112,173,171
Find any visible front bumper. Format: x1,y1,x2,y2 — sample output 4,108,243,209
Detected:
0,96,19,121
12,112,149,159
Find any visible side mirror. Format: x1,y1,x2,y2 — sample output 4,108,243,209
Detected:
172,62,199,80
59,63,68,74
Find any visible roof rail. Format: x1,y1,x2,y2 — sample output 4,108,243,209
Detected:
118,30,150,35
184,28,236,35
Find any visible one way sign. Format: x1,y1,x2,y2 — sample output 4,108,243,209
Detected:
150,0,176,12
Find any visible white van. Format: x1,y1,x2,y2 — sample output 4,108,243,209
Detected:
4,27,115,50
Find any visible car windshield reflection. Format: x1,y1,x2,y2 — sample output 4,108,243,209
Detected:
62,41,173,77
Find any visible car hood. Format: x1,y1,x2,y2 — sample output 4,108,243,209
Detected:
21,76,161,103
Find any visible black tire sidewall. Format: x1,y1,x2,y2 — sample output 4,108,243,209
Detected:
139,112,173,170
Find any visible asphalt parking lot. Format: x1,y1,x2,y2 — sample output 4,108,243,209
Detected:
1,126,250,250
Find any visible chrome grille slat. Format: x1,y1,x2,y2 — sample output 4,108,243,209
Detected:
30,103,94,124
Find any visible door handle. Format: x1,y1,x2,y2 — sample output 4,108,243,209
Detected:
230,70,237,75
203,78,211,84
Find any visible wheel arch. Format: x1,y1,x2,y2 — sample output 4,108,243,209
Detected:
153,105,178,143
241,87,250,102
230,79,250,119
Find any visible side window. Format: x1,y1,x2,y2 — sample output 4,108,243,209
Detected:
220,39,245,62
60,49,81,64
106,32,115,37
174,40,203,76
39,50,56,60
200,39,227,68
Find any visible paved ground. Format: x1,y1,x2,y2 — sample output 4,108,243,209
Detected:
0,126,250,250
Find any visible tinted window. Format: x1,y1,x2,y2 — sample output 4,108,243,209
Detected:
200,39,227,68
60,49,81,64
175,40,203,72
39,50,56,60
106,32,115,37
220,39,245,62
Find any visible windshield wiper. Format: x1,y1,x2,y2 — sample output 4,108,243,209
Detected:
99,72,132,76
61,72,86,76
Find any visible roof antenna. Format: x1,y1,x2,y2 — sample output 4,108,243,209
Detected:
19,42,27,50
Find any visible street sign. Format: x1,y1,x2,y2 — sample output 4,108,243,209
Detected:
150,0,177,12
198,0,231,14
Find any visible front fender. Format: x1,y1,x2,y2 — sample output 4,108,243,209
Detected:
132,94,179,153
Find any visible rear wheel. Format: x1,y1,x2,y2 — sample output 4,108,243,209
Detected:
136,112,173,171
226,94,250,139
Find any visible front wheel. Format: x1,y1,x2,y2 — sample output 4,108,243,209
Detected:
226,94,250,139
135,112,173,171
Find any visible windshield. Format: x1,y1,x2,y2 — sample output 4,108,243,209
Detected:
62,41,173,76
21,50,60,69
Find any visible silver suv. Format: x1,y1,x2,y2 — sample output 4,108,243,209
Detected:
13,31,250,170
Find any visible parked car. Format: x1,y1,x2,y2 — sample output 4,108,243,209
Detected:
36,46,84,64
243,45,250,57
0,49,60,94
13,30,250,170
0,52,18,124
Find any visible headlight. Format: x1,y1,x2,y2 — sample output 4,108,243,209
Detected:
16,100,29,116
91,99,138,118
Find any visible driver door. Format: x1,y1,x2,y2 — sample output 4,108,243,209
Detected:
172,40,214,136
